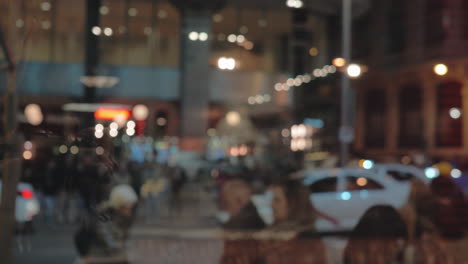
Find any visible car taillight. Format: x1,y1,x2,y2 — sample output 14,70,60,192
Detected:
19,190,34,200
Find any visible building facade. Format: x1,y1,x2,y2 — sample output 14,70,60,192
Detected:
0,0,344,152
354,0,468,164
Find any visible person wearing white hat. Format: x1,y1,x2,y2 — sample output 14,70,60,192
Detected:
74,184,138,264
106,184,138,216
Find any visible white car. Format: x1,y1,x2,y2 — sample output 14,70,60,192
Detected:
301,168,411,232
0,181,40,224
373,163,430,184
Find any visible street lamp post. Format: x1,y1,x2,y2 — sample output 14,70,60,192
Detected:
83,0,102,130
339,0,353,167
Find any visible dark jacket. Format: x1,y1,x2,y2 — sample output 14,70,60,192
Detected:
74,208,133,263
430,176,466,239
223,202,266,230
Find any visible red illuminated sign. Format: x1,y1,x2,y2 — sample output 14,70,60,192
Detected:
94,108,131,120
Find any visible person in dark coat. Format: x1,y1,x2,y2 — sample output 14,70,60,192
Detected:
76,152,112,214
430,174,466,239
399,178,447,263
169,165,187,215
343,205,408,264
257,179,328,264
74,185,138,264
218,179,265,264
220,179,265,230
42,159,61,224
430,166,468,263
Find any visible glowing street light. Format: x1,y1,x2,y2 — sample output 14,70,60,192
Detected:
236,35,246,43
303,74,312,83
127,120,136,129
332,57,346,68
103,27,113,36
95,124,104,131
70,146,79,155
24,141,33,150
59,145,68,154
425,167,439,179
434,63,448,76
449,108,462,119
109,129,118,137
226,111,241,126
451,168,462,179
132,104,149,121
109,122,118,130
188,31,198,41
24,104,43,126
126,128,136,136
309,47,318,56
92,26,102,36
217,57,236,70
362,160,374,170
198,32,208,41
23,151,33,160
227,34,237,43
286,0,303,8
347,64,362,78
95,130,104,139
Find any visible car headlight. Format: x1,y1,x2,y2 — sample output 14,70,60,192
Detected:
424,167,439,179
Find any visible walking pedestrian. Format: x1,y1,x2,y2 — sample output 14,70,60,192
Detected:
169,165,187,216
74,184,138,264
343,205,408,264
257,179,328,264
42,158,61,225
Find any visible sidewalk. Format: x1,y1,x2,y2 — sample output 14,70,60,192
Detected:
137,182,219,228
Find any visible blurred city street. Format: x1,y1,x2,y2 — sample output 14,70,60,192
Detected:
3,0,468,263
15,183,223,264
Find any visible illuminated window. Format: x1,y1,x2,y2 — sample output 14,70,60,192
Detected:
436,81,462,147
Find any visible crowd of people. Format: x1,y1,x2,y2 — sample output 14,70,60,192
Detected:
18,139,468,264
19,135,189,263
212,161,468,264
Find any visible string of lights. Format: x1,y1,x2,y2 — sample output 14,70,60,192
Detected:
247,64,337,105
275,64,337,92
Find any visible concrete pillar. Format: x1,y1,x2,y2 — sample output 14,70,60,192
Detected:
461,79,468,153
84,0,102,102
178,9,212,151
422,77,437,152
354,87,366,152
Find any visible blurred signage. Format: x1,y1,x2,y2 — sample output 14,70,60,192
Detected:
63,103,130,113
304,118,324,128
94,108,131,121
